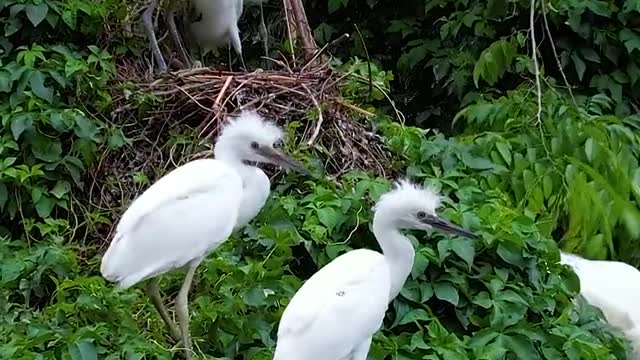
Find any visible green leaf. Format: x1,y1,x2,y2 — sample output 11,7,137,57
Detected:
29,71,53,102
0,182,8,210
584,138,595,162
30,133,62,162
399,308,430,325
450,238,475,268
243,287,267,307
68,339,97,360
495,141,512,166
571,53,586,81
25,3,49,27
51,180,71,199
420,282,434,302
620,29,640,54
317,207,339,230
434,281,459,306
327,0,347,13
35,195,54,218
10,114,33,140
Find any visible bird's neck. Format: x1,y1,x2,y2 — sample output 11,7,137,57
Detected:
372,212,416,303
215,145,271,229
227,161,271,229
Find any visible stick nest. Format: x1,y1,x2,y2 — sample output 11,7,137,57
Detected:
88,61,392,245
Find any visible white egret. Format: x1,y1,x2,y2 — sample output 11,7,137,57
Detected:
189,0,247,70
273,180,476,360
560,252,640,356
143,0,269,72
100,111,309,359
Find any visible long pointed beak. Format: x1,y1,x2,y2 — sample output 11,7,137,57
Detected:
256,146,311,175
422,214,477,239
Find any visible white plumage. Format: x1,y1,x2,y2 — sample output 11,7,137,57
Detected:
190,0,245,67
273,180,476,360
560,252,640,357
100,111,308,359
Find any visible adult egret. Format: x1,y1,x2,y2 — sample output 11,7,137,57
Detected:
100,111,309,359
273,180,476,360
560,252,640,356
143,0,259,72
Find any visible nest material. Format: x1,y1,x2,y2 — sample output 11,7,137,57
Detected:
88,61,392,245
110,61,391,176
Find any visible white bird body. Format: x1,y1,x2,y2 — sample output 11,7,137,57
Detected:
275,249,390,360
100,111,309,360
273,181,476,360
560,252,640,357
101,159,244,288
190,0,244,56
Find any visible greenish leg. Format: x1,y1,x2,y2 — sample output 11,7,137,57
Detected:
145,278,181,342
176,260,201,360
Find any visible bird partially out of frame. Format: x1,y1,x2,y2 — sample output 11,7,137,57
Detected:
272,180,476,360
142,0,262,73
100,111,310,359
560,252,640,357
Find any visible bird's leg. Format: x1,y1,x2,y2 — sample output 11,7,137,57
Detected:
176,260,201,360
142,0,168,72
229,26,247,71
144,278,182,342
258,1,269,60
166,7,192,67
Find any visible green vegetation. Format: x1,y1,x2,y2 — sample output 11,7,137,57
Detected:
1,0,639,358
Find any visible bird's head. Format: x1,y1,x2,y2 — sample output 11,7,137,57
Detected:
374,179,476,238
215,111,310,175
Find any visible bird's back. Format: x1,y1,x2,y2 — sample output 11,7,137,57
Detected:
561,252,640,329
100,159,244,288
274,249,390,360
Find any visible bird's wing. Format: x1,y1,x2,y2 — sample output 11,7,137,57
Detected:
564,256,640,329
100,159,244,288
274,249,390,360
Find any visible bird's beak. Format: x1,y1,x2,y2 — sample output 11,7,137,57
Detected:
421,214,477,239
255,146,311,175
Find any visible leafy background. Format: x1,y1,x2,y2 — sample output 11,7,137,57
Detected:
1,0,639,358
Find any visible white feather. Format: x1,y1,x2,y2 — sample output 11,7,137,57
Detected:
274,249,389,360
190,0,244,55
561,252,640,354
101,159,243,288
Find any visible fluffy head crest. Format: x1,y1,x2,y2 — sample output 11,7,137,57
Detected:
374,179,441,214
218,111,283,145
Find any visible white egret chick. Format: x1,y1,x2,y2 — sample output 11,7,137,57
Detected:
560,252,640,356
100,111,309,359
273,180,476,360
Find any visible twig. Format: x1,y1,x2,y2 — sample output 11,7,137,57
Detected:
530,0,542,125
303,83,324,145
541,0,576,106
282,0,296,65
335,98,375,117
354,24,373,100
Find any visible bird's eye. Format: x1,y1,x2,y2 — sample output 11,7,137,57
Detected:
274,139,284,148
417,211,427,219
250,141,260,150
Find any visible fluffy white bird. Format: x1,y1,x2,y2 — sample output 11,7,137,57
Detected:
100,111,309,359
273,180,476,360
560,252,640,357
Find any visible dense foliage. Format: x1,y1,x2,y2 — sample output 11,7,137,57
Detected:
1,0,640,359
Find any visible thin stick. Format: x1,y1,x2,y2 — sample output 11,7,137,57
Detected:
282,0,296,65
302,83,324,145
541,0,576,106
335,98,375,117
530,0,542,124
